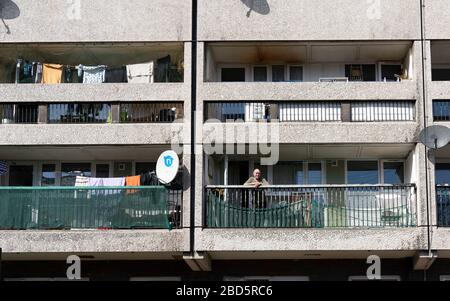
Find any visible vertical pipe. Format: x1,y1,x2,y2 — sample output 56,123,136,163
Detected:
190,0,198,254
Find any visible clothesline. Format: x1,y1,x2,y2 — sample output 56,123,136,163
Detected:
74,171,159,188
15,55,176,84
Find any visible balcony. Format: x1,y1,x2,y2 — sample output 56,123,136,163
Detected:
436,185,450,227
205,101,415,123
0,186,182,230
0,102,184,124
205,185,417,229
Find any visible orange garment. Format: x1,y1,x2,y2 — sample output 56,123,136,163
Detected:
125,175,141,195
42,64,63,84
126,175,141,186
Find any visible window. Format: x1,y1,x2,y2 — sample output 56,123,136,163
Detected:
221,68,245,82
289,66,303,82
432,69,450,81
136,162,156,175
440,275,450,281
433,100,450,121
347,161,379,184
271,65,285,82
273,162,322,185
0,104,38,124
383,162,404,184
379,63,402,82
308,163,322,184
61,163,91,186
345,64,376,82
273,162,302,185
41,164,57,186
95,164,110,178
435,163,450,184
253,66,268,82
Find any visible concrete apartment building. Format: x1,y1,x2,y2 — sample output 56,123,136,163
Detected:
0,0,449,281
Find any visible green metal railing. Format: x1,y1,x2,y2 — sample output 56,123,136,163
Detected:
205,185,417,228
0,186,176,230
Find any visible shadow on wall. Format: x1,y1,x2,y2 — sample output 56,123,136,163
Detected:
241,0,270,17
0,0,20,34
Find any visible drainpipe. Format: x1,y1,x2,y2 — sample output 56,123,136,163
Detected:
190,0,198,257
419,0,435,264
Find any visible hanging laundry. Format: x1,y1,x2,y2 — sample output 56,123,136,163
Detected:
126,61,154,83
125,175,141,195
16,59,35,83
75,176,90,187
78,65,107,84
90,177,125,196
155,55,171,83
125,175,141,187
34,63,43,83
42,64,63,84
105,66,127,83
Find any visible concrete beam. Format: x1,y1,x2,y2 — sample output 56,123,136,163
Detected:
413,250,438,270
183,252,212,272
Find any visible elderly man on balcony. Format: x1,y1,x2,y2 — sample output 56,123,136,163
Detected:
243,169,270,209
244,169,270,188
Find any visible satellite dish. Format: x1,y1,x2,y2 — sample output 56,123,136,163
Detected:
241,0,270,17
419,125,450,149
156,150,179,184
0,0,20,20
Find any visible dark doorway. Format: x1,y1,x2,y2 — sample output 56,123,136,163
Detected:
9,165,33,186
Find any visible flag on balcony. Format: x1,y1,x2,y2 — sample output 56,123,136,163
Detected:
0,161,9,175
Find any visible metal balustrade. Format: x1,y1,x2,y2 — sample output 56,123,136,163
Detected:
120,102,183,123
205,185,417,228
48,103,111,124
436,185,450,227
0,186,183,230
0,104,38,124
204,101,415,122
351,101,415,122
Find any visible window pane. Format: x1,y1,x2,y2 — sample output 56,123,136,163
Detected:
136,162,156,175
347,161,379,184
272,65,285,82
273,162,302,185
381,64,402,82
436,163,450,184
221,68,245,82
289,66,303,82
383,162,404,184
253,66,267,82
96,164,110,178
308,163,322,184
61,163,91,186
433,100,450,121
41,164,56,186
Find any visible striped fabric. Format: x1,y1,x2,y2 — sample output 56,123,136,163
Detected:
0,161,8,175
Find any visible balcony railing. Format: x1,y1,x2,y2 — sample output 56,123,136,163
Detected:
436,185,450,227
205,185,417,228
48,103,111,124
0,104,38,124
120,102,184,123
0,186,182,230
204,101,415,122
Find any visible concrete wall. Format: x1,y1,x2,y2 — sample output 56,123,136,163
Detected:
426,0,450,40
0,0,191,42
198,0,421,41
0,229,190,259
0,124,183,145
